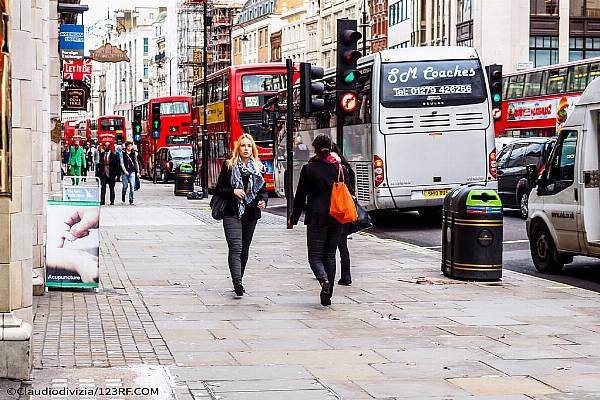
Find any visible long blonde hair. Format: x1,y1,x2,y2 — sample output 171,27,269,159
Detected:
227,134,264,171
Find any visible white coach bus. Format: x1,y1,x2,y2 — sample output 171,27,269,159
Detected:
274,47,498,216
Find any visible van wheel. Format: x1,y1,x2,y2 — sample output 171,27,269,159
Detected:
519,190,530,219
529,222,564,274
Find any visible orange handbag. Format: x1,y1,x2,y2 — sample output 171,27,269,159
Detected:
330,166,358,224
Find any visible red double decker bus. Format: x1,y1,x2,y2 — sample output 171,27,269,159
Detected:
134,96,193,179
192,64,287,192
495,57,600,138
76,118,97,143
97,115,127,150
63,120,80,146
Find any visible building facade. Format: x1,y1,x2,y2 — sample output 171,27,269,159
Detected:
387,0,600,73
1,0,62,379
370,0,388,53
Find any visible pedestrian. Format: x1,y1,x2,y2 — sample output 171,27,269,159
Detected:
115,145,123,182
120,141,139,205
91,143,100,173
289,134,350,306
331,143,356,286
62,144,70,177
81,144,89,178
215,133,268,297
97,142,120,205
68,142,85,184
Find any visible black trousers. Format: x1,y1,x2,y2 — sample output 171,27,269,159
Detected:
307,224,343,295
223,216,258,282
100,175,116,205
338,224,351,281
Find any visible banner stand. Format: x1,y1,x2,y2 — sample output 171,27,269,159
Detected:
45,176,101,292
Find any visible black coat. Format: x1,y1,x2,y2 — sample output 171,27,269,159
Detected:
96,151,121,178
291,157,354,226
215,160,269,221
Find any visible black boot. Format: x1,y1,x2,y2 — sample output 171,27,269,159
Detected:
233,279,244,297
320,281,331,306
122,192,126,203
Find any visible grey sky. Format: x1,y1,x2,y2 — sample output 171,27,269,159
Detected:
82,0,171,28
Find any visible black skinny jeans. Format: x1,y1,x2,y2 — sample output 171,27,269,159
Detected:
100,175,116,205
223,216,258,282
338,224,351,281
307,224,343,295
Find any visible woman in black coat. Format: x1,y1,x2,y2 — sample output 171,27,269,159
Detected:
215,134,268,297
290,134,351,306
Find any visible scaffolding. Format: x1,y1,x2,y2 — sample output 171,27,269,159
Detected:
177,0,243,95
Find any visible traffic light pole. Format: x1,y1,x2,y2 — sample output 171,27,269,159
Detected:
285,59,294,229
153,138,157,184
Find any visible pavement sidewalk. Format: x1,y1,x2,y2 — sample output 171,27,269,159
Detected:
19,183,600,400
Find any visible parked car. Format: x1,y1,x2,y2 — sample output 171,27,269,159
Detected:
496,137,555,219
156,146,194,183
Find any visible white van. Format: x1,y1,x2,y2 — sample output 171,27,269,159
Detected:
527,78,600,273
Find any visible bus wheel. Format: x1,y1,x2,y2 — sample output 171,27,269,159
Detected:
529,222,564,274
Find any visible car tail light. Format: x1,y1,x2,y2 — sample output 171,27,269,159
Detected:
166,162,172,171
489,147,497,179
374,155,384,187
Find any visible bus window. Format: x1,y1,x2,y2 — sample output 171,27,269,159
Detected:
523,72,543,98
241,74,286,92
567,64,589,92
160,101,190,115
223,74,229,100
502,76,509,99
215,76,223,102
546,67,568,95
100,118,124,131
588,62,600,84
507,74,525,99
380,59,486,108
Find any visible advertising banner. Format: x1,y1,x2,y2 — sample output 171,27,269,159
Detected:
506,96,580,132
59,24,85,60
63,59,92,81
46,200,100,289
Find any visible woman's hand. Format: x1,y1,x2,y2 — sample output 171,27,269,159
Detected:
234,189,246,200
257,200,266,209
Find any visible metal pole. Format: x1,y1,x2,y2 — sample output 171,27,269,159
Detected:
362,0,367,55
153,138,157,184
285,59,294,229
201,1,210,198
169,58,172,96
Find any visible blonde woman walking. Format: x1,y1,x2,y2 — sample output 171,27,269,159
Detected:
215,134,268,296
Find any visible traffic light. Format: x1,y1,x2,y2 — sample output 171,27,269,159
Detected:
487,64,503,120
151,102,161,139
336,19,362,91
133,108,142,142
299,62,325,115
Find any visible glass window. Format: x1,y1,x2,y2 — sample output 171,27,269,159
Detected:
457,0,472,23
159,101,190,115
546,67,568,94
571,0,600,17
241,74,286,92
523,72,544,97
530,36,558,67
143,38,149,54
507,75,525,99
531,0,559,15
496,146,512,169
589,62,600,84
507,143,528,168
380,59,486,108
567,64,589,92
549,130,578,183
99,118,124,131
524,142,546,168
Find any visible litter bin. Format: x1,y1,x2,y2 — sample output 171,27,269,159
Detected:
441,185,503,281
174,163,195,196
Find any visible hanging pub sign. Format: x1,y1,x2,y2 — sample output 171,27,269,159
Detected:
63,87,88,110
89,43,129,63
59,24,85,60
0,0,11,197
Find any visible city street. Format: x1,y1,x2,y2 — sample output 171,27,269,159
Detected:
13,183,600,400
266,198,600,293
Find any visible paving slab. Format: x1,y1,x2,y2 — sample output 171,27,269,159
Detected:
447,376,559,396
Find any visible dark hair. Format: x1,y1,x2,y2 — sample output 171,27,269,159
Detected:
124,141,133,147
312,134,332,156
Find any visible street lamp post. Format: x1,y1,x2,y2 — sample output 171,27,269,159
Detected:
201,1,211,198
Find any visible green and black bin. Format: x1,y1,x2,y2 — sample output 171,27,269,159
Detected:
442,185,503,281
174,163,195,196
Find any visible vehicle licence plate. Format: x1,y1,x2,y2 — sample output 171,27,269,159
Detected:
423,189,450,198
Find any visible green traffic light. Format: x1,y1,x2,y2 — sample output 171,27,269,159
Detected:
135,126,141,132
153,121,159,128
493,93,501,103
344,71,356,83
